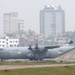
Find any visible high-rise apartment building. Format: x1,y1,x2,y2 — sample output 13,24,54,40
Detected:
3,12,18,34
40,5,65,39
18,20,24,32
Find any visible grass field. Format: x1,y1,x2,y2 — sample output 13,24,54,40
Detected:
0,60,75,75
0,66,75,75
0,60,73,65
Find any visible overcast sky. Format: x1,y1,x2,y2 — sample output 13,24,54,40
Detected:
0,0,75,36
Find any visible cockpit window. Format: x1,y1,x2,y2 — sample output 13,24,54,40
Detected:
0,48,3,51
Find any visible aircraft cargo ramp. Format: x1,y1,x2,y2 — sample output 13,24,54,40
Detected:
54,48,75,62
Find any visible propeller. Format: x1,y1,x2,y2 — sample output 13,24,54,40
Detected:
28,43,46,52
28,44,33,50
34,44,39,50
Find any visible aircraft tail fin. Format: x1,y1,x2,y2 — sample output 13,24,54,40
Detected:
69,31,75,46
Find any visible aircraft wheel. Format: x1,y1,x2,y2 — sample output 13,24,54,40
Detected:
1,58,4,61
39,58,43,61
29,59,34,61
34,59,38,61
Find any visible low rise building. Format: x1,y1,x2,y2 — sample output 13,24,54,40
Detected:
45,31,74,46
19,30,44,46
0,36,19,48
55,35,68,45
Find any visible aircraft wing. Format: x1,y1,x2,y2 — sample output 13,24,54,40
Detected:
28,45,59,52
45,45,59,49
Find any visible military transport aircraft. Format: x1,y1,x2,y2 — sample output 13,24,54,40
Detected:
0,40,74,61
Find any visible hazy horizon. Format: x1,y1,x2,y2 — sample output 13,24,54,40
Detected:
0,0,75,36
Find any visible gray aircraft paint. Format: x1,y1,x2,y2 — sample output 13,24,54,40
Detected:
0,44,74,60
0,32,75,60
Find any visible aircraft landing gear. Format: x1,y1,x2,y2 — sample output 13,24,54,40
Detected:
29,57,43,61
1,58,4,61
29,58,34,61
39,58,43,61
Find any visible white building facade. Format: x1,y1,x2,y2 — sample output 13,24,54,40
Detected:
3,12,18,34
55,35,68,45
0,37,19,48
40,5,65,39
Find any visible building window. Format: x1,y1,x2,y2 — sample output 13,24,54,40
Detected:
2,45,5,47
6,38,8,41
6,42,8,45
2,41,5,43
10,45,13,47
10,41,12,43
15,41,18,43
14,45,16,47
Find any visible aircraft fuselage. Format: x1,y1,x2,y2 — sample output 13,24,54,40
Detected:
0,44,74,60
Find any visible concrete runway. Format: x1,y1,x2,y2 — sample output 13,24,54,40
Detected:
0,64,75,70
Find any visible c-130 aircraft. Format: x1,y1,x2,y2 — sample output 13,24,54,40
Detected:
0,39,74,61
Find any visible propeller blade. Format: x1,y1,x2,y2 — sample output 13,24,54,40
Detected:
28,45,32,50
